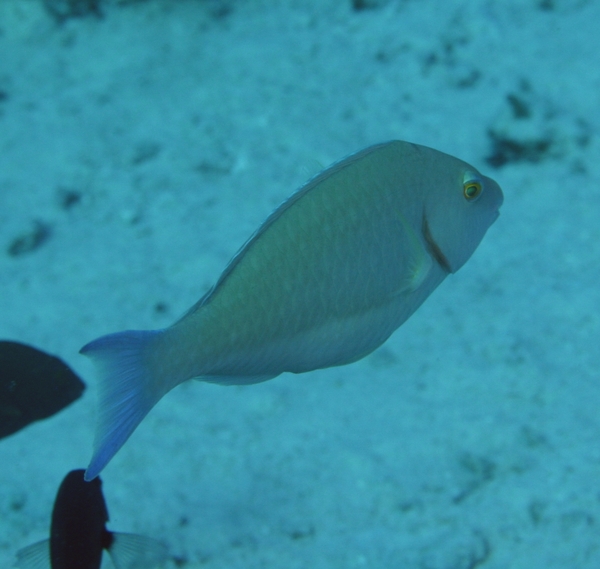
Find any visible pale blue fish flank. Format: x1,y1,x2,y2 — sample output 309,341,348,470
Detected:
80,140,503,480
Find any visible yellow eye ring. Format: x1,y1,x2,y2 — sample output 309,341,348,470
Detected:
463,180,482,201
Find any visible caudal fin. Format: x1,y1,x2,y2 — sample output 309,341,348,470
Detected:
80,329,166,481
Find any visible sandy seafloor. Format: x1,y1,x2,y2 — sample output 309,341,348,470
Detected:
1,0,600,567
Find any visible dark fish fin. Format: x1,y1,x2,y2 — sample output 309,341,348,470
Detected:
107,532,169,569
14,539,50,569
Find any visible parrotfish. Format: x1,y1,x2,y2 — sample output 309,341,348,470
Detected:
15,469,167,569
81,140,503,480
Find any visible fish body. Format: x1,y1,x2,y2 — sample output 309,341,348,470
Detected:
0,341,85,439
15,469,166,569
50,470,109,569
81,140,503,479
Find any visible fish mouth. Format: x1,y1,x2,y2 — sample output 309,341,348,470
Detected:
422,214,452,274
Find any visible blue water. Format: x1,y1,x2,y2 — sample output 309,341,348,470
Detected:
1,1,599,567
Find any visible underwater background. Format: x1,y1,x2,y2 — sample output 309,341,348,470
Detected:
1,0,599,567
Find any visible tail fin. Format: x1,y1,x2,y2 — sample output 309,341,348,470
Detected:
80,330,167,481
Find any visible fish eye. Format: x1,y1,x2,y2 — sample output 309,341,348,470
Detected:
463,179,483,201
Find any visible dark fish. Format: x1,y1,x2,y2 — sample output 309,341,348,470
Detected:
15,469,168,569
0,341,85,439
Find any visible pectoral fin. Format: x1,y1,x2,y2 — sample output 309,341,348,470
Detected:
392,210,433,296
